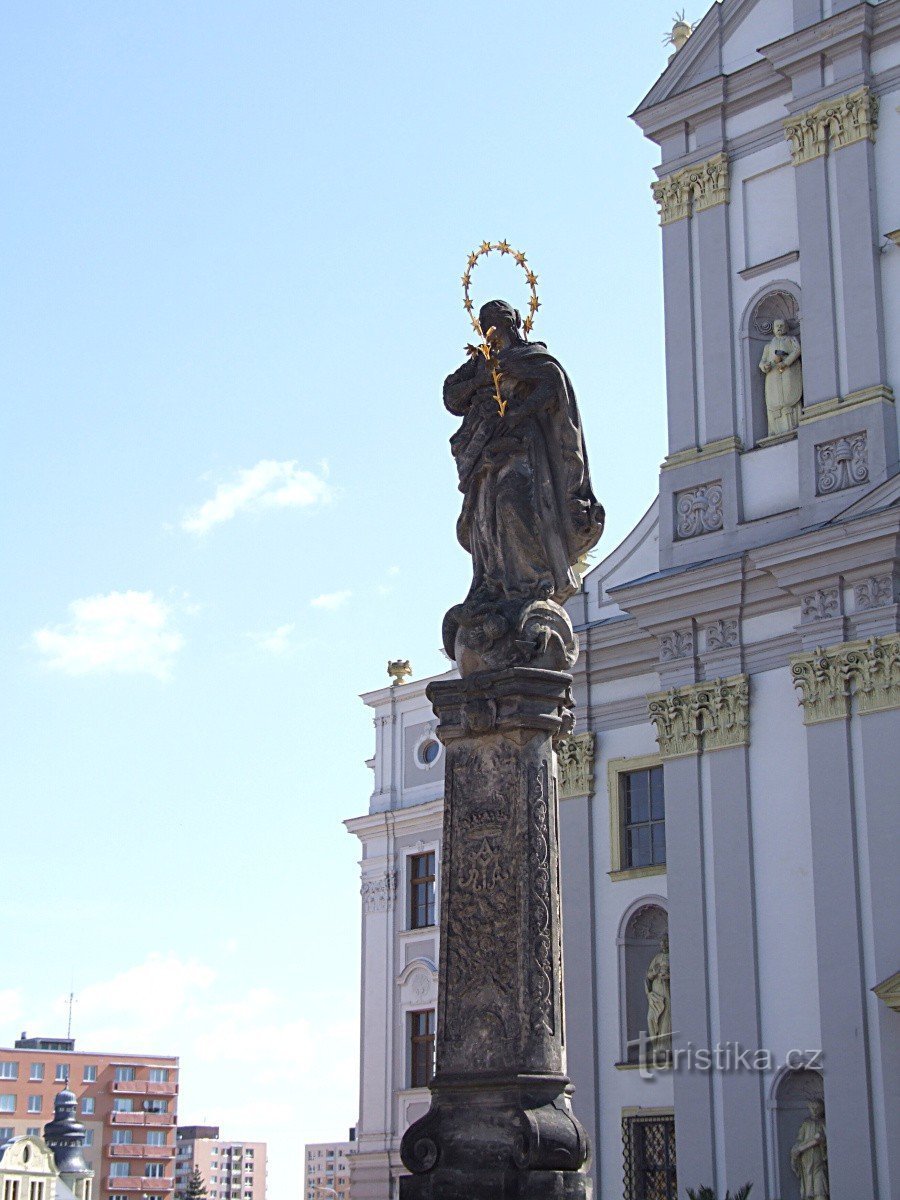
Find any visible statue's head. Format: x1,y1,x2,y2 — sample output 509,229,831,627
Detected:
773,318,788,336
479,300,523,350
808,1099,825,1119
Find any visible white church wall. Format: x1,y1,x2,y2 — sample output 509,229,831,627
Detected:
741,437,800,519
722,0,793,75
875,80,900,431
747,667,820,1058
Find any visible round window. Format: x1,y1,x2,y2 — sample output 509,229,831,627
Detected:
418,738,441,766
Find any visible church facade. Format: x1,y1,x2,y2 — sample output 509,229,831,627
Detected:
346,1,900,1197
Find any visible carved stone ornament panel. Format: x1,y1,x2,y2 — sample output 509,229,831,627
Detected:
791,634,900,724
647,675,750,759
854,575,895,612
751,290,799,338
674,480,724,539
557,732,595,799
705,618,738,651
815,431,868,495
651,152,729,224
800,587,841,624
361,870,397,913
659,627,694,662
784,86,878,165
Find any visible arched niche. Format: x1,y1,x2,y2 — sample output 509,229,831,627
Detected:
740,282,802,447
617,898,668,1063
768,1065,824,1200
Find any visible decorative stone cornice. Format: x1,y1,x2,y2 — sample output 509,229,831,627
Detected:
790,634,900,724
647,675,749,759
661,435,742,471
873,971,900,1014
652,152,729,224
557,732,594,799
784,86,878,165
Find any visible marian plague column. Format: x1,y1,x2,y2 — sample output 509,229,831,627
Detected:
400,261,604,1200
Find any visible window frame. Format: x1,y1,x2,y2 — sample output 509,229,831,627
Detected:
407,850,437,930
607,754,667,881
621,1107,676,1200
408,1008,436,1090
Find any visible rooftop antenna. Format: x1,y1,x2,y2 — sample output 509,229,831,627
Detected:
66,982,75,1040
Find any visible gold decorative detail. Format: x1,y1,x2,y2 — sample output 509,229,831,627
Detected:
784,86,879,165
873,971,900,1013
387,659,412,686
461,241,541,416
557,732,595,799
651,153,729,225
663,11,693,52
647,675,750,759
791,634,900,725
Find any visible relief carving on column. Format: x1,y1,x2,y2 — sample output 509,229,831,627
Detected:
784,85,878,164
647,674,750,759
854,575,895,611
361,870,397,913
557,731,595,799
705,618,738,651
791,634,900,724
674,480,724,539
815,432,868,495
651,152,729,224
659,627,694,662
800,587,841,623
527,762,555,1037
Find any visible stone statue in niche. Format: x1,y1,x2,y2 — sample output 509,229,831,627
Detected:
760,318,803,436
442,299,605,676
790,1099,829,1199
644,933,672,1058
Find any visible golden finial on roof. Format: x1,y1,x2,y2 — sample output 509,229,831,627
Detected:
664,11,693,53
387,659,412,686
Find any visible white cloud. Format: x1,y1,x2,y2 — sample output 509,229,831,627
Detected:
33,591,184,679
310,590,351,611
251,623,295,655
182,460,332,534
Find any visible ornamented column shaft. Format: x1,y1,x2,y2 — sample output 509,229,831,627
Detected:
400,668,590,1200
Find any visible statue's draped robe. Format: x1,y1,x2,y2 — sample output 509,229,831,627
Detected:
760,334,803,434
645,951,672,1047
444,342,603,608
791,1116,828,1200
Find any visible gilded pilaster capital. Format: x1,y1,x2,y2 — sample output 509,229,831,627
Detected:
790,634,900,724
784,85,878,165
557,731,595,799
647,674,749,760
651,152,729,224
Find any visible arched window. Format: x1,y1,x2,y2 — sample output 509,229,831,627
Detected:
740,284,801,446
617,900,669,1063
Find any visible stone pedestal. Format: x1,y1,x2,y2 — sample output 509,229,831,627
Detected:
399,668,591,1200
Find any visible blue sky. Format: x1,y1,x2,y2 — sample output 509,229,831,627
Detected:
2,1,680,1194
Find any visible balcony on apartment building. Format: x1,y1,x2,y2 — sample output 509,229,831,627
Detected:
105,1179,174,1191
107,1146,171,1159
110,1111,175,1126
111,1080,178,1096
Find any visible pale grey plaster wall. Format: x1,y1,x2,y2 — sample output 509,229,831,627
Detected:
792,157,840,406
804,718,878,1199
707,747,768,1194
697,204,738,444
661,219,700,456
661,754,716,1191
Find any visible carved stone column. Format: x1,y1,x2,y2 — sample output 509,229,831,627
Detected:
399,667,591,1200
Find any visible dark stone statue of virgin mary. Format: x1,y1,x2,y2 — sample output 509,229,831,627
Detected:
442,299,604,675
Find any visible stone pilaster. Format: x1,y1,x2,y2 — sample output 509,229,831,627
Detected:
400,668,591,1200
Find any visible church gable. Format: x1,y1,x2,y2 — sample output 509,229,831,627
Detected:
634,0,793,116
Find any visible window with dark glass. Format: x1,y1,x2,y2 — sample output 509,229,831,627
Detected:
409,1010,435,1088
622,1112,676,1200
620,766,665,869
409,853,436,929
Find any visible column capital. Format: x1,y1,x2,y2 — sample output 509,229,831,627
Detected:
647,674,749,759
652,152,729,224
784,85,878,165
790,633,900,724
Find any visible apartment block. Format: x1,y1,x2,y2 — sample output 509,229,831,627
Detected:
0,1035,178,1200
175,1127,266,1200
303,1131,354,1200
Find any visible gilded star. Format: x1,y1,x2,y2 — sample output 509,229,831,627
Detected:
529,295,540,312
514,251,527,265
461,272,471,288
463,297,474,312
467,252,478,267
525,270,538,286
497,240,511,255
480,240,492,255
522,315,534,334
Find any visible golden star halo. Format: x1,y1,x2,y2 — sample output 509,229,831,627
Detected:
460,241,542,417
